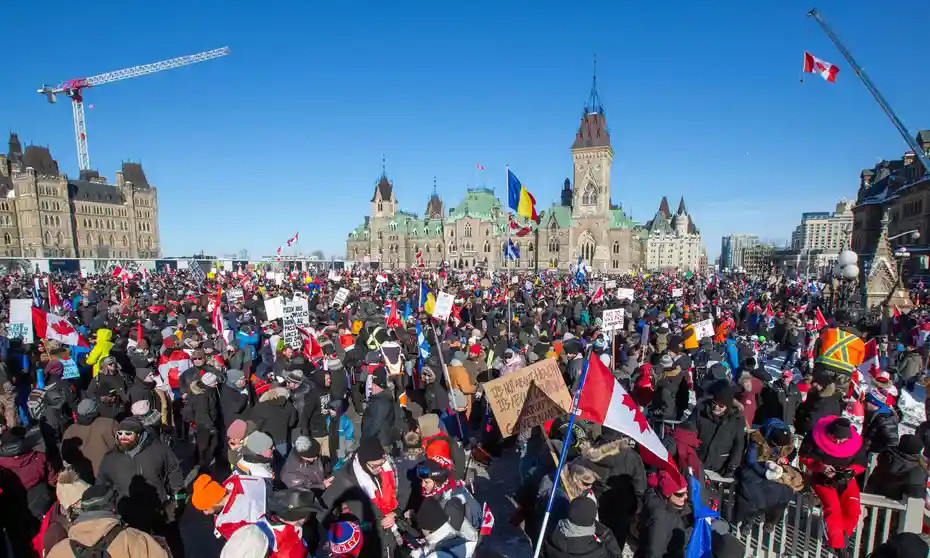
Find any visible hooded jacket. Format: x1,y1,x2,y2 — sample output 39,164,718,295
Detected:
248,387,298,446
301,374,332,438
219,374,250,428
634,489,689,558
361,389,403,449
183,380,220,431
86,328,114,377
793,383,843,437
46,514,169,558
863,403,899,454
0,437,57,519
62,414,119,482
543,518,623,558
865,447,929,500
690,399,745,475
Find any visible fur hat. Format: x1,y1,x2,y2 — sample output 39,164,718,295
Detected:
56,470,90,509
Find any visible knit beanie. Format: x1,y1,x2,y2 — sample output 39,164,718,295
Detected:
76,398,99,418
244,431,274,458
567,496,598,527
191,474,227,511
294,436,321,459
329,521,364,557
356,437,384,464
56,470,90,510
712,386,735,407
117,417,144,435
226,419,248,441
416,496,448,532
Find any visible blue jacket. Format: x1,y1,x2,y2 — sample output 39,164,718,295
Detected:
236,330,260,361
724,338,740,374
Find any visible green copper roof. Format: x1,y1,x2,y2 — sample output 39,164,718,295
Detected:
541,205,572,229
447,188,501,222
348,222,369,239
609,208,638,229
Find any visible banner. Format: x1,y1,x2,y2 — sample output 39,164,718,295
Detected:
671,288,683,297
601,308,625,331
9,298,34,343
484,359,573,437
433,291,455,320
227,288,244,305
617,288,634,301
264,296,285,321
282,298,310,350
61,358,80,380
693,318,714,340
605,280,617,289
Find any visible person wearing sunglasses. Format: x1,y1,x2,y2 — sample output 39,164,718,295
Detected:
637,470,689,558
416,459,484,544
692,383,745,479
543,496,623,558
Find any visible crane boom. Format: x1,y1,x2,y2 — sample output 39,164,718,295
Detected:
37,46,230,171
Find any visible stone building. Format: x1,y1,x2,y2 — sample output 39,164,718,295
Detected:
791,201,854,252
346,77,645,271
0,133,160,258
642,197,702,272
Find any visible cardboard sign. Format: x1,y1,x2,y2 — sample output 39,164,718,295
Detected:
264,296,285,321
282,298,310,350
9,299,34,343
360,280,371,293
693,318,714,340
333,287,350,307
671,288,683,298
480,278,492,288
605,280,617,289
432,291,454,320
227,288,244,305
617,288,634,301
483,359,573,437
601,308,625,331
61,358,80,380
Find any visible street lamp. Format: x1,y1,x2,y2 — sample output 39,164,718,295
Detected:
888,229,920,243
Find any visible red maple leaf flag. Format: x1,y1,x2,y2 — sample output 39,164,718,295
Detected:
577,353,675,473
814,307,829,330
31,308,89,347
508,217,531,237
47,281,60,309
803,51,839,83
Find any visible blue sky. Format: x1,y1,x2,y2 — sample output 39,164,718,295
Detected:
2,0,928,260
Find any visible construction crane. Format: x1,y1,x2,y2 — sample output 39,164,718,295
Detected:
38,46,230,171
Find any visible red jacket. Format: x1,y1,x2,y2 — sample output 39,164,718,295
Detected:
270,523,307,558
0,449,57,490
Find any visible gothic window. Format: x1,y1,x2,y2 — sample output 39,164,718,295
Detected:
44,231,51,244
378,202,383,212
389,222,397,232
580,240,595,262
98,235,104,246
613,241,620,254
425,245,430,254
43,215,49,226
549,238,559,252
449,243,457,253
56,232,62,246
123,236,129,247
449,229,454,238
436,243,441,254
484,241,490,253
464,223,472,237
54,216,60,227
582,182,597,206
485,228,490,236
528,243,534,253
3,233,9,246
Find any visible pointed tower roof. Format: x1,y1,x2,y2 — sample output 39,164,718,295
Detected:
426,178,443,219
658,196,671,217
371,155,393,202
677,197,687,215
572,56,610,149
8,133,22,158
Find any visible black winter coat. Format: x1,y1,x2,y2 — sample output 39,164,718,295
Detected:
42,379,79,438
301,377,331,438
361,391,403,449
87,374,129,420
183,383,220,431
794,385,843,436
634,490,690,558
649,369,686,421
691,400,745,475
95,431,184,529
127,379,156,407
865,447,928,500
248,388,298,446
543,521,623,558
218,384,249,428
863,409,899,454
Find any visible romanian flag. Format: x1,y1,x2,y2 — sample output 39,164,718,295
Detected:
507,169,538,223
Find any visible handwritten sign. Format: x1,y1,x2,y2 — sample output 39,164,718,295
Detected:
605,280,617,289
264,296,285,321
282,298,310,350
333,288,350,307
9,299,34,343
328,270,342,282
601,308,625,331
480,278,492,288
483,359,572,437
227,288,244,305
617,288,634,301
693,318,714,340
432,291,454,320
61,358,80,380
671,288,683,298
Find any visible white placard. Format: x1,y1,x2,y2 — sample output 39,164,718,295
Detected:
605,280,617,289
693,318,714,340
333,287,350,307
672,288,683,298
433,291,455,320
601,308,625,331
510,276,519,284
266,271,275,279
282,298,310,349
617,288,634,301
9,299,34,343
227,288,244,305
360,280,371,293
264,296,285,321
376,274,388,284
328,270,342,282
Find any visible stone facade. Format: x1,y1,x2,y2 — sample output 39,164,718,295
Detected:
0,133,160,259
642,197,702,272
346,93,646,271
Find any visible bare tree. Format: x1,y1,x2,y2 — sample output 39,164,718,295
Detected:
310,249,325,260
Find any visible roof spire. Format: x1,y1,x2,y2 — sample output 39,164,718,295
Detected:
585,54,603,115
677,197,687,215
381,154,387,178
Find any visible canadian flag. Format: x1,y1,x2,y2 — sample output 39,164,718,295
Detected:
48,281,60,309
803,51,840,82
296,325,323,360
158,350,191,389
415,251,424,267
111,266,130,280
31,308,89,347
508,217,531,237
577,353,677,477
859,338,881,382
814,307,829,330
764,303,775,320
590,286,604,304
286,232,299,247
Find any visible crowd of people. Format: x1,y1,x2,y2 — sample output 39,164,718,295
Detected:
0,265,927,558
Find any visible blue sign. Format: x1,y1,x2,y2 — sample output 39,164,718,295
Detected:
61,358,80,380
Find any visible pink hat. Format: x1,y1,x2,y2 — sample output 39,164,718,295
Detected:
812,415,862,459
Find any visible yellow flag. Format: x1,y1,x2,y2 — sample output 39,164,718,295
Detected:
425,293,436,315
207,271,215,279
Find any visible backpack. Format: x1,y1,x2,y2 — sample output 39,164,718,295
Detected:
70,522,127,558
27,387,46,420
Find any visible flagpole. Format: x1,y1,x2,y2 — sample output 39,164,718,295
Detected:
532,346,594,558
429,321,467,439
505,164,512,341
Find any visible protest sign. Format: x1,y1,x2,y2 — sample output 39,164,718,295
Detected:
282,298,310,350
432,291,454,320
264,296,285,321
61,358,80,380
360,280,371,293
616,288,634,301
605,280,617,289
9,298,34,343
187,260,206,284
671,288,683,297
227,288,244,305
524,280,533,292
480,278,492,288
693,318,714,340
601,308,625,331
333,288,350,307
483,359,573,437
328,270,342,282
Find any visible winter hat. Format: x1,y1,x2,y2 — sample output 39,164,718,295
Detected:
227,419,248,440
898,434,923,456
45,359,64,378
284,369,305,384
191,474,227,511
201,372,219,388
268,488,319,522
369,368,389,390
253,378,272,397
220,524,270,558
770,428,791,447
117,417,144,435
294,436,321,459
563,338,583,355
135,367,155,382
416,496,448,532
468,344,481,357
79,484,115,512
76,398,99,418
567,496,598,527
131,400,151,416
417,414,442,439
449,358,463,367
811,368,833,388
813,415,862,459
656,470,687,498
329,521,364,557
56,470,90,510
712,386,735,407
356,437,385,464
225,369,245,388
244,431,274,458
659,354,675,371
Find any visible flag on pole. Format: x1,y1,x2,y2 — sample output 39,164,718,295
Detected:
384,300,402,329
507,169,538,223
33,277,42,307
685,474,719,558
475,163,484,171
287,232,300,246
508,216,532,237
505,238,520,261
814,307,828,330
803,51,840,82
31,308,89,347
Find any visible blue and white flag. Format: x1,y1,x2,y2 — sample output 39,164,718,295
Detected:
505,238,520,261
416,320,430,369
572,255,587,285
686,473,719,558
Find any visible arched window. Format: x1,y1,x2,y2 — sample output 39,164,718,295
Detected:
389,222,397,232
98,234,104,246
435,243,441,254
3,233,10,246
425,245,431,254
110,234,115,246
56,231,63,246
449,229,454,238
582,182,597,205
44,231,51,244
378,202,383,212
449,243,457,253
55,216,60,227
549,238,559,252
43,215,49,226
528,243,533,253
484,241,490,253
613,241,620,254
464,223,472,237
